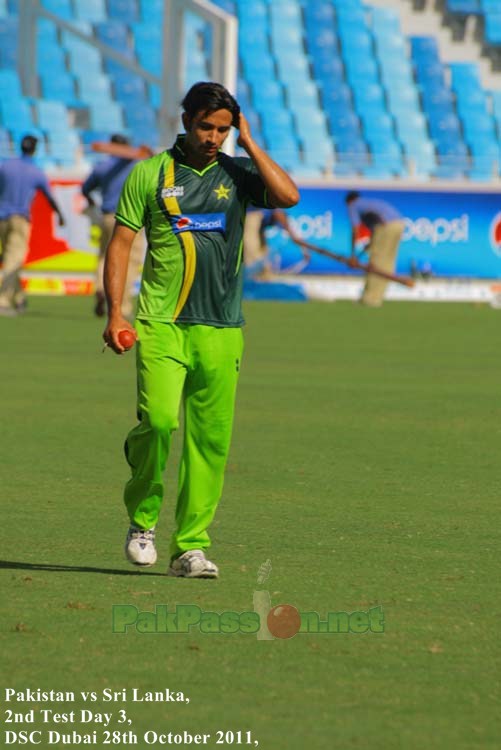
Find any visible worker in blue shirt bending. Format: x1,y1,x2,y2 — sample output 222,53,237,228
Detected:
82,134,144,319
0,134,65,316
346,191,405,307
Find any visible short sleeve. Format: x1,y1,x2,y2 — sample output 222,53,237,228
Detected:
233,158,269,209
115,161,147,231
34,169,51,194
348,202,360,227
81,168,100,195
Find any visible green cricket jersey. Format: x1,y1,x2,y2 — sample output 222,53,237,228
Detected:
115,135,269,327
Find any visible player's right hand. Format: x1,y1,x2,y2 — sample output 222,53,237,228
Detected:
103,317,137,355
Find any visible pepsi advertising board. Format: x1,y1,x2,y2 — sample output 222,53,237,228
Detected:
267,187,501,279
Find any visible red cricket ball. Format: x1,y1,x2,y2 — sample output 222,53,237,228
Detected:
118,329,136,350
267,604,301,639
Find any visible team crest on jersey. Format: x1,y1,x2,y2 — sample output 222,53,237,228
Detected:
171,213,226,234
162,186,184,198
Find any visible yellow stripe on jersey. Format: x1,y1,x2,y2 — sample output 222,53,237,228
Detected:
173,232,196,321
161,158,197,321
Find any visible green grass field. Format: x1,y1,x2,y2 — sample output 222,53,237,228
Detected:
1,296,499,749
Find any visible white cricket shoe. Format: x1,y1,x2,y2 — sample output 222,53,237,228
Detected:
168,549,219,579
125,526,157,567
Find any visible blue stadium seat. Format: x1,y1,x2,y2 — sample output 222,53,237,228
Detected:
41,0,74,20
329,111,362,139
40,72,77,105
322,83,352,111
125,104,156,131
335,137,370,171
136,44,161,76
306,27,338,54
96,21,129,50
67,47,103,76
344,56,379,81
251,79,284,110
462,113,496,140
210,0,236,12
103,49,136,77
386,88,420,113
303,1,335,25
313,55,344,81
428,112,462,141
240,29,269,56
302,141,335,172
410,36,440,59
108,0,139,23
361,110,394,138
339,31,373,56
436,140,469,170
113,73,147,103
36,100,71,131
295,109,329,139
241,47,275,77
449,62,481,88
270,1,302,24
371,7,401,34
37,18,58,42
286,81,319,111
73,0,106,21
415,61,446,87
336,6,367,25
0,99,34,131
89,102,124,131
276,58,311,86
485,13,501,45
138,0,162,21
421,86,455,110
353,83,385,110
47,129,80,165
0,68,21,96
78,74,113,104
447,0,481,11
238,2,267,22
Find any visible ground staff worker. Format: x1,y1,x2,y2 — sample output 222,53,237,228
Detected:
82,134,144,319
346,191,405,307
244,206,309,278
103,82,299,578
0,135,65,315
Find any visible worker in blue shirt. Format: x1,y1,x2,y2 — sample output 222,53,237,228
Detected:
346,191,405,307
82,134,144,318
0,134,65,316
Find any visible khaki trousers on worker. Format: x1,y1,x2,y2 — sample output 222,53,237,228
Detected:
96,213,145,318
0,215,30,309
243,210,267,266
361,220,405,307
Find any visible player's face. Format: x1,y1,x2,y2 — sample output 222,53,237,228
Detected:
183,109,233,164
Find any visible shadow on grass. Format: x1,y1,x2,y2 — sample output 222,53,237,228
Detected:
0,560,166,577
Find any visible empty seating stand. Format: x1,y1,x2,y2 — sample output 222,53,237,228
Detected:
0,0,499,180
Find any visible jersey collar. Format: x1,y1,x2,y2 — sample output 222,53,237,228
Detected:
171,135,221,177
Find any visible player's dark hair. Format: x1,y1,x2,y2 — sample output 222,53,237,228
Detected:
110,133,130,145
181,82,240,127
21,135,38,156
345,191,360,204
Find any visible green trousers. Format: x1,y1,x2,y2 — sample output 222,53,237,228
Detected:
124,320,244,559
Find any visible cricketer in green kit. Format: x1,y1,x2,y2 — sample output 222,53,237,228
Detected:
103,82,299,578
